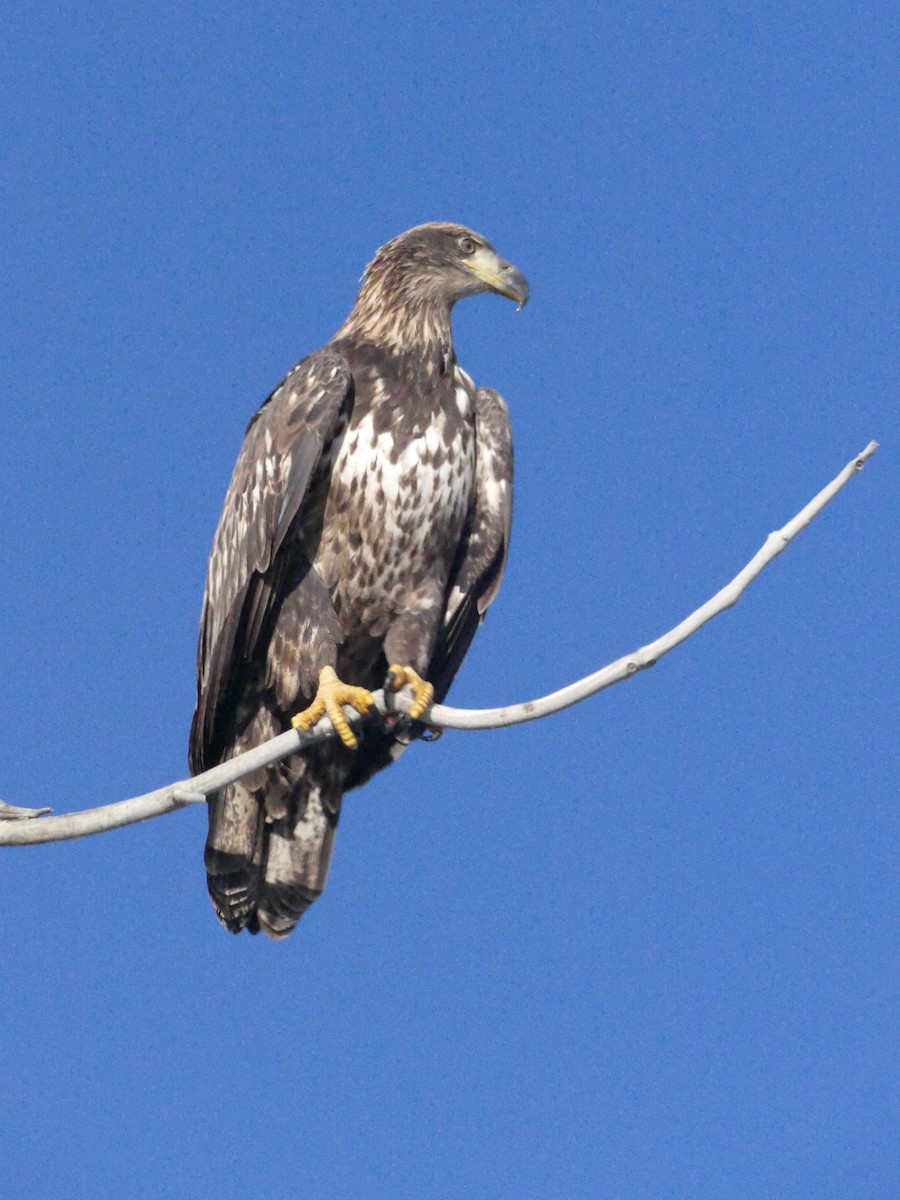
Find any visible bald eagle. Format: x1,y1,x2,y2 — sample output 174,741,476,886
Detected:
189,223,527,938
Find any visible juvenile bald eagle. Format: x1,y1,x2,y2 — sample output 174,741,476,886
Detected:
189,222,527,938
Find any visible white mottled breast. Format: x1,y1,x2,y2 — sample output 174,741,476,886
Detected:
311,367,476,632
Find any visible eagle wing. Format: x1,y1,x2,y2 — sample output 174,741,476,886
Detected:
429,387,514,700
189,349,352,772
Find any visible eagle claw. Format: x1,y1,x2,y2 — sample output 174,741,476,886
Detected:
385,665,435,722
291,666,375,749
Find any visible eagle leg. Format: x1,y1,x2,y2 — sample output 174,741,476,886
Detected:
385,664,435,722
291,665,375,749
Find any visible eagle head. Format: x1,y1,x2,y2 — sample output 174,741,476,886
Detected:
335,222,528,353
379,222,530,311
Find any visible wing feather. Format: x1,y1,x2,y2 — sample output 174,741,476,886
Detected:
429,387,514,699
189,349,352,772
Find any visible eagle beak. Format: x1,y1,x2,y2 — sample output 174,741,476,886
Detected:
462,249,530,310
495,263,530,310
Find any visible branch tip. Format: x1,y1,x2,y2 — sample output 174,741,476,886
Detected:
0,801,53,821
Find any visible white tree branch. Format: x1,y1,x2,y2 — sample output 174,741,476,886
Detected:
0,440,878,847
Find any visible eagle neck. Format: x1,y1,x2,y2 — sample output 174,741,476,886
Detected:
333,292,455,379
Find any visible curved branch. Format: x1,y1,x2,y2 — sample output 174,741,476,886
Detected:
0,440,878,847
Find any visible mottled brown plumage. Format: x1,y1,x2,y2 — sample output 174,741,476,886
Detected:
189,223,525,938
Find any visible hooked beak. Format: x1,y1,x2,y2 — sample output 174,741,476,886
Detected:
462,248,530,310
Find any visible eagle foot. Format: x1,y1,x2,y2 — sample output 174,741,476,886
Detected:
385,665,435,722
291,666,375,749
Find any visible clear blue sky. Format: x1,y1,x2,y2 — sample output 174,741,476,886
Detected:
2,5,896,1198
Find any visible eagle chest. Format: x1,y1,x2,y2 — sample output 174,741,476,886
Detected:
313,373,476,621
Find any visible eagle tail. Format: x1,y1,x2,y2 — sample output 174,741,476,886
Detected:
254,780,340,939
205,781,266,933
204,761,341,940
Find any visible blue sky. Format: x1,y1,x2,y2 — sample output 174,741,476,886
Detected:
2,4,896,1198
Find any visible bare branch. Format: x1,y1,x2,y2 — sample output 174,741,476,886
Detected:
0,440,878,848
435,439,880,730
0,800,52,820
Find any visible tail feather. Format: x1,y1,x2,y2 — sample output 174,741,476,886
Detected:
205,781,265,932
255,787,339,939
204,766,341,940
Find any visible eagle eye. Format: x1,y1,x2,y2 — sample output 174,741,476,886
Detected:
458,236,478,256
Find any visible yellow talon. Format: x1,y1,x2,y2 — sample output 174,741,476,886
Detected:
386,664,435,721
291,666,375,749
